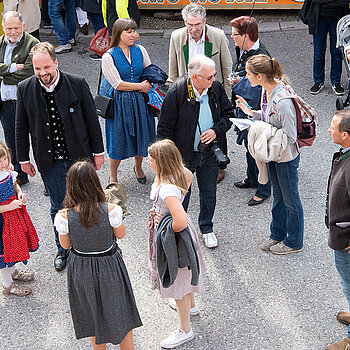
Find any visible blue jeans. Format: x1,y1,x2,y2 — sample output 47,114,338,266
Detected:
268,155,304,250
182,152,218,234
48,0,76,45
41,160,73,253
335,250,350,338
313,19,342,85
244,137,271,199
88,12,105,34
0,101,27,181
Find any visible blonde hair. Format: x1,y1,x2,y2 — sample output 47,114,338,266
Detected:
0,141,11,166
148,139,188,195
246,54,283,82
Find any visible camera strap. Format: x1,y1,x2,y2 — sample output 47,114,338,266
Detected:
187,77,196,106
186,77,203,133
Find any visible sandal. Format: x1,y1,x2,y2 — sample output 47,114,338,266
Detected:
11,269,34,282
3,282,31,296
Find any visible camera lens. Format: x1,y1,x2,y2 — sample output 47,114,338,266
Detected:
209,143,230,167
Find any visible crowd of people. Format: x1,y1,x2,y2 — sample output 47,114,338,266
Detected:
1,2,350,350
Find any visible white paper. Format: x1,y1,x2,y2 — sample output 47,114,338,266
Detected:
230,118,255,131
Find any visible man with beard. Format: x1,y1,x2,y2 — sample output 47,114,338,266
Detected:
0,11,39,186
15,42,105,272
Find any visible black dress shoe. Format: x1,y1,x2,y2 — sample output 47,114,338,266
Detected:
54,251,69,272
133,166,146,184
234,180,252,189
248,197,265,206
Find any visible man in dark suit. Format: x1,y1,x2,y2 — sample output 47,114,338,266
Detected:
15,42,105,271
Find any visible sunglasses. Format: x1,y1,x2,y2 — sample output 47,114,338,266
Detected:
198,72,217,81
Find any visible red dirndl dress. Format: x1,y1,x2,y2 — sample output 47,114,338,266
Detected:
0,172,39,269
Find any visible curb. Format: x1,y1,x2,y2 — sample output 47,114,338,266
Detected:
40,20,308,39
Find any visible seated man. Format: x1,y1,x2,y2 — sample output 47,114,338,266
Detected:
158,54,233,248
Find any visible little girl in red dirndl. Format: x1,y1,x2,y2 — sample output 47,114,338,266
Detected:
0,141,39,297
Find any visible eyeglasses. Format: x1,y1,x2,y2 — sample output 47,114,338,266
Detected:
197,72,217,81
231,32,241,37
186,21,204,29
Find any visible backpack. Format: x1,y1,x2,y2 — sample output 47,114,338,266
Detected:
270,84,317,147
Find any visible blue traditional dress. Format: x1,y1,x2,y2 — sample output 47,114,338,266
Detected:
0,170,39,268
105,45,156,160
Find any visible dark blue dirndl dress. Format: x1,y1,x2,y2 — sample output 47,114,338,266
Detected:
105,45,156,160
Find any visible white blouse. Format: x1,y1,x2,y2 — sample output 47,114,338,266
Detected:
0,169,17,182
54,204,123,236
101,45,151,89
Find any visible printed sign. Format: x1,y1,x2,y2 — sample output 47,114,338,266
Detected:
138,0,304,9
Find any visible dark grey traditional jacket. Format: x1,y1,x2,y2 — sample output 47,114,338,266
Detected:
16,71,104,174
156,214,199,289
326,150,350,250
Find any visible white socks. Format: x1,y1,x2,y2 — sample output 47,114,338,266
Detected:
1,266,15,288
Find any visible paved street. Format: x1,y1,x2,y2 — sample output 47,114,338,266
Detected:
0,21,348,350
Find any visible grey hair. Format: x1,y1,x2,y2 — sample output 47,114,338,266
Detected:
181,4,206,22
2,11,23,26
188,54,215,76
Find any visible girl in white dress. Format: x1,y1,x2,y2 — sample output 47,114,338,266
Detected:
147,139,205,349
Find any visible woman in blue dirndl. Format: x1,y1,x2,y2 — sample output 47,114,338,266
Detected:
102,18,155,184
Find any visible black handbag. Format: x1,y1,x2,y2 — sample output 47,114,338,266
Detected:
94,68,114,119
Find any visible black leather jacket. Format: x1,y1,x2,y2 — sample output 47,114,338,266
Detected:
157,76,233,165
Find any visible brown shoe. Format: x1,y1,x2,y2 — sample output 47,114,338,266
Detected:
338,312,350,325
217,169,224,184
3,282,31,297
326,337,350,350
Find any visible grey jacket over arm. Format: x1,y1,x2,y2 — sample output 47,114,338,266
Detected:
156,214,200,289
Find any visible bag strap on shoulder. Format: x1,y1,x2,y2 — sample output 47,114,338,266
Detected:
97,51,117,94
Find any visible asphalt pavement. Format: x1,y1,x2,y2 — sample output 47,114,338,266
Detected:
0,20,347,350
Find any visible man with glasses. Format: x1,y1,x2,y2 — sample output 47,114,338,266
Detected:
168,3,232,183
168,3,231,96
158,55,232,248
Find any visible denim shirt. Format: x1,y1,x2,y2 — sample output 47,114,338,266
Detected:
1,36,19,101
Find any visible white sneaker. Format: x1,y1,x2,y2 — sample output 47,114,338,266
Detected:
55,43,72,54
160,328,194,349
168,298,200,316
203,232,217,248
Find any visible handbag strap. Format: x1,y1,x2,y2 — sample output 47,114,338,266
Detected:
97,68,103,94
97,51,118,94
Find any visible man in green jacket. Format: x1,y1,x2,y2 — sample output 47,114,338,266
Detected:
0,11,39,185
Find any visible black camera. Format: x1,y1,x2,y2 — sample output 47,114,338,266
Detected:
198,141,230,167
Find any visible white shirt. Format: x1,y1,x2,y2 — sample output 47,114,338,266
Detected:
39,70,60,93
188,30,205,61
239,39,260,58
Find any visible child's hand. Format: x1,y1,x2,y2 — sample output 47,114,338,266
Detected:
17,192,27,203
154,213,163,228
9,199,24,210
